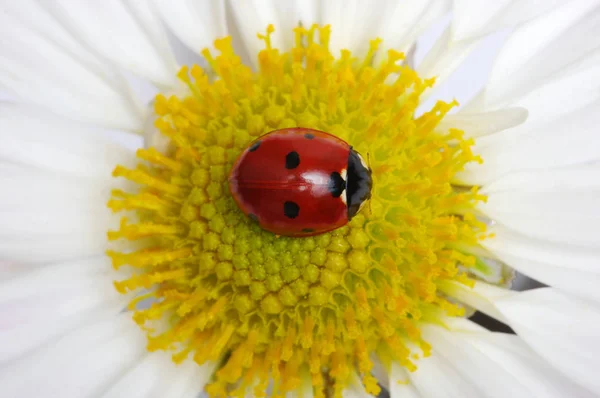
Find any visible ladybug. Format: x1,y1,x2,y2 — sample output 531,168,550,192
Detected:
228,128,373,237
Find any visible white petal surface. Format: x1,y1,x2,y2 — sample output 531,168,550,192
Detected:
0,104,137,263
153,0,227,54
403,343,482,397
320,0,392,60
481,166,600,194
482,226,600,304
102,352,216,398
274,0,320,50
452,0,574,41
437,107,528,137
0,313,146,398
229,0,285,64
504,50,600,126
0,0,144,130
0,105,136,178
0,166,122,263
417,25,480,91
416,319,594,397
374,0,451,65
478,166,600,247
0,257,128,364
459,100,600,185
388,362,421,398
495,288,600,395
440,280,514,323
481,0,600,109
43,0,179,87
229,0,320,68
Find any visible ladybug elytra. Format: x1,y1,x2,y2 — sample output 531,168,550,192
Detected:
228,128,373,237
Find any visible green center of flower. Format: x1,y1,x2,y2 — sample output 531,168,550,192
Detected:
107,25,486,398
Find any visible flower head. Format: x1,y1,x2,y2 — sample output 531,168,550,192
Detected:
1,1,599,398
107,25,488,397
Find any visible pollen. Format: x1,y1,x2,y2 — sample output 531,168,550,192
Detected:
108,25,485,397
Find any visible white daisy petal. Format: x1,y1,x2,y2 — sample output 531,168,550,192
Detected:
42,0,179,87
153,0,227,54
270,0,321,51
440,280,514,323
403,344,482,397
459,100,600,185
478,166,600,248
388,362,421,398
0,106,135,263
494,288,600,395
418,319,594,397
228,0,286,63
0,0,117,70
481,226,600,304
416,25,480,90
479,165,600,194
287,0,321,29
0,313,146,398
440,316,487,332
0,1,145,131
437,107,528,137
102,352,216,398
468,38,600,115
452,0,574,41
481,0,600,110
0,167,120,263
0,168,114,214
228,0,320,68
374,0,451,65
0,105,137,178
0,257,128,364
505,50,600,126
323,0,451,63
321,0,393,60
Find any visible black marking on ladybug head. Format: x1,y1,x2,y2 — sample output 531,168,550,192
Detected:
248,141,261,152
301,228,315,233
346,149,373,219
285,151,300,169
248,213,259,223
283,201,300,219
304,133,315,140
328,171,346,198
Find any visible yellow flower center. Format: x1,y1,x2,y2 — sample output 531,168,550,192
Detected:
107,25,487,397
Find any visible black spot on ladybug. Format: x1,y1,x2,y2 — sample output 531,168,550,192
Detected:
285,151,300,169
248,141,261,152
248,213,259,223
328,172,346,198
301,228,314,233
304,133,315,140
283,201,300,219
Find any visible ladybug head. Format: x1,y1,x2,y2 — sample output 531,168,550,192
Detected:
346,149,373,219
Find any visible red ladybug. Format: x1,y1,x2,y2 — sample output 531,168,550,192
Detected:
228,128,372,237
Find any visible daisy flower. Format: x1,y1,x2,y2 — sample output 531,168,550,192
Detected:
1,1,599,397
